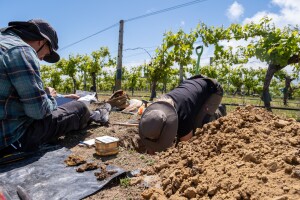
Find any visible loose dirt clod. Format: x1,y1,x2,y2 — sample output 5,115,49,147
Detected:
94,165,118,181
64,154,86,166
76,162,99,172
141,106,300,199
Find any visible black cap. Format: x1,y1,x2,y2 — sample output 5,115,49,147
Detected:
8,19,60,63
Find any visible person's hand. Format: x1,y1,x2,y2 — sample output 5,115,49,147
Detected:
45,87,57,97
63,94,80,99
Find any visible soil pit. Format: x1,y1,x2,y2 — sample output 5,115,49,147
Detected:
141,106,300,199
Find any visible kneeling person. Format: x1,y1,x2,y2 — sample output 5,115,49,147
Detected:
139,75,225,153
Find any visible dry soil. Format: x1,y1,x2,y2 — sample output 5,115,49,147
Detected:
59,103,300,200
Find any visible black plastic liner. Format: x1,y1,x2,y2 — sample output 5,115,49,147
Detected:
0,147,126,200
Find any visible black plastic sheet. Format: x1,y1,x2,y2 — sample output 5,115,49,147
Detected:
0,147,126,200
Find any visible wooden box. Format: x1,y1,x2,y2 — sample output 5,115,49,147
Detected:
95,136,119,156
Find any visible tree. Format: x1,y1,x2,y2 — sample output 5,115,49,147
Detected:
146,29,198,100
253,67,267,95
274,69,299,105
200,65,218,79
147,43,173,101
229,66,244,95
128,66,142,96
215,64,231,94
165,29,197,83
60,77,73,94
90,47,115,98
40,65,52,86
242,67,259,95
286,68,300,102
196,17,300,110
100,70,115,91
78,55,91,91
40,64,62,89
56,55,80,93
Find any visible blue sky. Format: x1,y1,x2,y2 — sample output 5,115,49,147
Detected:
1,0,298,67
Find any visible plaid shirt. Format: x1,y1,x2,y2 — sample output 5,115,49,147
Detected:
0,30,57,150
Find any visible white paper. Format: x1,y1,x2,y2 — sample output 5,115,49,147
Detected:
75,90,96,97
80,139,95,146
96,136,119,144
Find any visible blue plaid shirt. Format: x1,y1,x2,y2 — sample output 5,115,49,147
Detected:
0,30,57,150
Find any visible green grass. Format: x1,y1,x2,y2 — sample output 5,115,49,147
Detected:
128,149,136,154
120,177,131,188
145,159,155,166
222,96,300,121
222,96,300,107
98,90,300,121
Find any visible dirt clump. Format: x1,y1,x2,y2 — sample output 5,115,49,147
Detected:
141,106,300,199
64,154,86,166
76,162,99,172
94,165,118,181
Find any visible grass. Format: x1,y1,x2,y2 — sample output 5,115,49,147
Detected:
222,96,300,107
222,96,300,121
128,149,136,154
145,159,155,166
120,177,131,188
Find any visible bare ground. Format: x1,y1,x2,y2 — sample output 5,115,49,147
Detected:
58,107,152,200
140,105,300,200
58,102,300,200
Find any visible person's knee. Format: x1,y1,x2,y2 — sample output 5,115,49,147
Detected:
79,101,90,115
69,101,89,115
69,101,91,128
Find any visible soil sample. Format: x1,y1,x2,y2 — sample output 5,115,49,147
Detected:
64,154,86,166
94,165,117,181
76,162,99,172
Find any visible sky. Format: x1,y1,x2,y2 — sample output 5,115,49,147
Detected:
1,0,299,68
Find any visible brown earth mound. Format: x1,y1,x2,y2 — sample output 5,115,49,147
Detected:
141,106,300,200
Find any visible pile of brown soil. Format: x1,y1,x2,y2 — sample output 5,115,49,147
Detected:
141,106,300,199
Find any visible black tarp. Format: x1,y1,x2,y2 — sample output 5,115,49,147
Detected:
0,147,126,200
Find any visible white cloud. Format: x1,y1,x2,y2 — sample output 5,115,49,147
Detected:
226,1,244,21
180,20,185,26
272,0,300,8
204,0,300,72
244,0,300,27
123,60,150,68
243,11,280,25
243,58,268,70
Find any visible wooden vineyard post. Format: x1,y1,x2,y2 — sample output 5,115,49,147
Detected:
115,20,124,90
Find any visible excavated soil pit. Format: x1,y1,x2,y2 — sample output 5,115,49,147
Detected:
140,106,300,200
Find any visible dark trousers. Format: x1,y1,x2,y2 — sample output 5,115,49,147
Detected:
1,101,91,155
